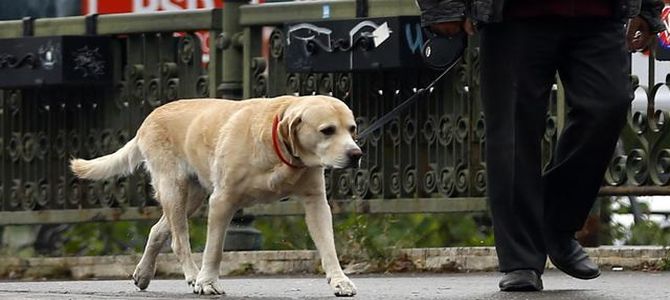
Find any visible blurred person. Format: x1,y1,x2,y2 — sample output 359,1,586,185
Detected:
417,0,665,291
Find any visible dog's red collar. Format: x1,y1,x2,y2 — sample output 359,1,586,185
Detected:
272,115,303,169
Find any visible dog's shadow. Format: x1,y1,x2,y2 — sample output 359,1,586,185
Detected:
134,291,324,300
133,289,337,300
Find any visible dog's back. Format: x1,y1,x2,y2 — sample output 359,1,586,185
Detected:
70,98,235,181
70,96,297,185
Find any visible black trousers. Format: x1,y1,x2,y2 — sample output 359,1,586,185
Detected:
479,18,633,273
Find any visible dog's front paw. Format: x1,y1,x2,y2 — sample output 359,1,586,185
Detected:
132,266,154,290
185,271,198,288
329,276,357,297
193,278,225,295
185,277,196,288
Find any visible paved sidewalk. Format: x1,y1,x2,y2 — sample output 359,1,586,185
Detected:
2,247,667,280
0,271,669,300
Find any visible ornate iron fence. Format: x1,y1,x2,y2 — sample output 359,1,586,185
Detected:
0,0,666,225
601,72,670,196
0,9,222,224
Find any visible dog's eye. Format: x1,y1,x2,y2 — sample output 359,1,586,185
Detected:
348,125,357,134
320,126,336,136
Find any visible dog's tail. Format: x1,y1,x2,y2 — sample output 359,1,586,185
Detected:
70,137,143,180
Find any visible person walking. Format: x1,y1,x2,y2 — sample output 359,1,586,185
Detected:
417,0,665,291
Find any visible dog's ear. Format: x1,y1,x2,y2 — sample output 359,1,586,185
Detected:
279,106,303,156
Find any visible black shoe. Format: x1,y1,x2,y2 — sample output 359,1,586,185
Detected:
546,231,601,280
499,270,543,292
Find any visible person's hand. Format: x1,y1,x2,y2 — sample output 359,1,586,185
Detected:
429,19,475,36
626,16,654,52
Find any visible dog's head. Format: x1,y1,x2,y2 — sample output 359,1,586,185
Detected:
279,95,362,169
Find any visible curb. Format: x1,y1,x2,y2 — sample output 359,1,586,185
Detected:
0,246,667,280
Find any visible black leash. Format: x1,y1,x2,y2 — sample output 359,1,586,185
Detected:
356,59,460,139
356,31,466,140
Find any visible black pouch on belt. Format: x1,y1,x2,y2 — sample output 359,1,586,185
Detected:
421,30,467,70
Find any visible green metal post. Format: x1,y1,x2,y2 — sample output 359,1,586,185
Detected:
224,3,261,250
219,1,248,99
208,9,224,98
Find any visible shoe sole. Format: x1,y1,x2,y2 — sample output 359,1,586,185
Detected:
500,282,544,292
549,257,601,280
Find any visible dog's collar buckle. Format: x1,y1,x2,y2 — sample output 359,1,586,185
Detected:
272,115,303,169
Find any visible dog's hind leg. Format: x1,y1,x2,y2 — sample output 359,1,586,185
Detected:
159,176,202,288
193,188,239,295
132,178,206,290
132,214,169,290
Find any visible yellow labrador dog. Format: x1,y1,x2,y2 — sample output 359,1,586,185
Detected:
70,95,361,296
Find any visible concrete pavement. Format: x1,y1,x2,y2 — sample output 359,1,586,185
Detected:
0,271,669,300
2,247,668,280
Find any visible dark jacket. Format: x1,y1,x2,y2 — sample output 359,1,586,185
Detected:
417,0,666,33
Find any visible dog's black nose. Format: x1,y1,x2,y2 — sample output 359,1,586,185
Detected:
347,148,363,167
348,148,363,160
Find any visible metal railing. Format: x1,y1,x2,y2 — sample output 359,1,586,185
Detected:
0,0,667,225
0,8,223,224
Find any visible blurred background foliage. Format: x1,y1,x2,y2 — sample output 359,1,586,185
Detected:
0,212,494,258
605,197,670,246
1,197,669,260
